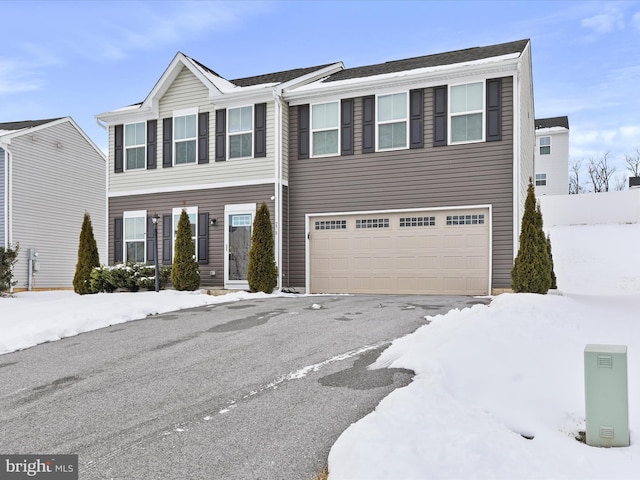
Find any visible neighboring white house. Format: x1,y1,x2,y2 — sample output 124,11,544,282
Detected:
534,116,569,196
0,117,106,291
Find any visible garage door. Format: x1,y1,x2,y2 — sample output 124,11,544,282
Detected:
309,208,490,295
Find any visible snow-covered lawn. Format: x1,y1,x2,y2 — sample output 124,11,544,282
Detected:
1,223,639,479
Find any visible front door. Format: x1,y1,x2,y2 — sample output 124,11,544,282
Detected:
224,204,256,290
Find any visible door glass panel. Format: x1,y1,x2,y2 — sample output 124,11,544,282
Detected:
228,214,252,281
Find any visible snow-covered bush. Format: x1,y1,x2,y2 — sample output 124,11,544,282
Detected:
90,263,171,292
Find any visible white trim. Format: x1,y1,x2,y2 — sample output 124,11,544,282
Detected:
223,203,256,290
171,206,198,262
108,178,284,198
305,204,493,294
375,91,410,152
123,209,147,263
448,81,485,145
227,104,254,160
310,100,341,158
512,71,520,261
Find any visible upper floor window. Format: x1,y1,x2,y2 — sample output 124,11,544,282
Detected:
123,210,146,263
124,122,146,170
377,92,408,150
228,106,253,159
539,136,551,155
312,102,339,156
172,207,198,260
536,173,547,186
450,82,484,143
174,110,197,165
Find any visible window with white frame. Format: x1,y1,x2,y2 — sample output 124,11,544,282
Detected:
377,92,408,150
228,106,253,159
539,136,551,155
312,102,339,156
450,82,484,143
172,207,198,259
124,122,146,170
174,110,197,165
123,210,146,262
536,173,547,186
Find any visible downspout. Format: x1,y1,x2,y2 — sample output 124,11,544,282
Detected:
512,63,521,264
273,89,284,290
96,118,109,265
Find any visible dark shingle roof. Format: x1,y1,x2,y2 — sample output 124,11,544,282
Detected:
535,116,570,129
0,118,62,131
231,63,338,87
323,39,530,82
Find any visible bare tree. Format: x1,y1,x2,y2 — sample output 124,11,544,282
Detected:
613,172,627,191
569,159,586,194
587,152,616,193
625,148,640,177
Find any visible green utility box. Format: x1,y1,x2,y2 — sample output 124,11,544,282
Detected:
584,344,629,447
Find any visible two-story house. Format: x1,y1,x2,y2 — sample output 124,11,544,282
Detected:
534,116,569,196
96,39,534,296
0,117,106,291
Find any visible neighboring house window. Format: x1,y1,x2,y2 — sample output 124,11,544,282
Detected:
450,82,484,143
172,207,198,259
174,109,197,165
125,122,146,170
540,136,551,155
536,173,547,186
377,92,408,150
123,210,146,262
228,106,253,159
311,102,339,156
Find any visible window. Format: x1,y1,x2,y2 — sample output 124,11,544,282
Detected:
536,173,547,186
174,111,197,165
400,216,436,227
540,136,551,155
228,106,253,159
356,218,390,229
377,92,408,150
315,220,346,230
450,82,484,143
172,207,198,259
123,210,146,262
124,122,145,170
311,102,339,156
446,214,485,226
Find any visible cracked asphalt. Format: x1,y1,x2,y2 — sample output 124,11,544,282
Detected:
0,294,484,479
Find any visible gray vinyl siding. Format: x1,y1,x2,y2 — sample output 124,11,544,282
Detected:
286,77,514,290
10,120,106,289
0,147,5,247
109,184,275,288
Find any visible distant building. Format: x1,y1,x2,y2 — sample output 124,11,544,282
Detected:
534,116,569,195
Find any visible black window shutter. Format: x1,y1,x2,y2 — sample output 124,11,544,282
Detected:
410,89,424,149
162,214,172,265
147,120,157,169
198,112,209,164
163,118,173,168
341,98,354,155
298,104,309,159
362,95,375,153
254,103,267,158
146,216,155,263
114,125,123,173
114,217,123,263
215,109,226,162
433,86,447,147
197,212,209,265
486,78,502,142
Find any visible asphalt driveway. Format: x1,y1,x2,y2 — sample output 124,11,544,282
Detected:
0,294,486,479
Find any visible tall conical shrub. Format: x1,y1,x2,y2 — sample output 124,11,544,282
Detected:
547,234,557,290
247,203,277,293
73,212,100,295
511,179,552,293
170,209,200,291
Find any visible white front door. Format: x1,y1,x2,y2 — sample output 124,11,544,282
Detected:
224,203,256,290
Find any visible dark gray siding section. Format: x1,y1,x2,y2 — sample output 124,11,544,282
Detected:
0,148,4,247
109,184,275,288
286,77,514,290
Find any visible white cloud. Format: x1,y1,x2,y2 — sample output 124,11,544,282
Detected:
633,11,640,30
581,11,624,33
0,43,63,95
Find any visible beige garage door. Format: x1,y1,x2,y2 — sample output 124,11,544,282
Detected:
309,208,489,295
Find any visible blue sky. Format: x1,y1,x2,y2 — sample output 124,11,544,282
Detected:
2,0,639,175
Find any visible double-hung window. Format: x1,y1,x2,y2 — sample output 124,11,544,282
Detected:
539,136,551,155
172,207,198,259
377,92,408,150
124,122,145,170
174,109,197,165
311,102,339,156
536,173,547,186
228,106,253,159
123,210,146,262
450,82,484,143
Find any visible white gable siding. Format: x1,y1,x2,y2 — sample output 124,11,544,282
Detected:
108,66,276,195
517,43,535,244
535,128,569,196
10,121,106,289
0,148,5,247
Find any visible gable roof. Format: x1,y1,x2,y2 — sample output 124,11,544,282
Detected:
323,39,529,82
231,63,339,87
0,118,63,133
535,116,569,129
